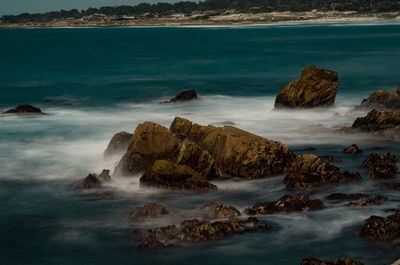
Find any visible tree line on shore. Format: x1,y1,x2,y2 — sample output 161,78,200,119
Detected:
1,0,399,24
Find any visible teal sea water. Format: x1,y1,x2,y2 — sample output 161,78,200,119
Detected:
1,23,400,265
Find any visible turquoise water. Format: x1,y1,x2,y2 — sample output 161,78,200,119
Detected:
1,23,400,265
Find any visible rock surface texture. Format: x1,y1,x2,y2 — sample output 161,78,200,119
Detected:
356,85,400,111
201,201,241,219
352,109,400,132
360,211,400,241
274,66,340,108
104,131,133,156
301,257,364,265
363,153,398,179
129,203,169,222
3,104,43,114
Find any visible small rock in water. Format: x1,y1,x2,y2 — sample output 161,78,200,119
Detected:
97,169,111,182
164,89,198,103
301,257,364,265
129,203,169,222
77,174,102,190
363,153,398,179
3,104,43,115
326,193,370,201
360,211,400,242
201,201,241,219
343,144,363,154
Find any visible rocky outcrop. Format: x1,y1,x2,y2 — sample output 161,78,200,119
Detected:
137,217,271,251
352,109,400,132
326,193,369,201
274,66,340,108
360,211,400,241
104,131,133,157
363,153,398,179
343,144,363,154
344,196,387,208
3,104,43,114
140,160,217,191
129,203,169,222
74,174,102,190
301,257,363,265
356,86,400,111
97,169,111,182
246,194,323,215
164,89,198,103
170,117,295,179
283,154,361,189
201,201,241,219
116,122,180,175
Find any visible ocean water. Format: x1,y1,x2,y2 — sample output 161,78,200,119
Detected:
1,23,400,265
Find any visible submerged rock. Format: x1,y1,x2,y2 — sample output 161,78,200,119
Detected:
301,257,364,265
140,160,217,191
344,196,387,208
129,203,169,222
360,211,400,241
343,144,363,154
326,193,370,201
320,156,342,163
352,109,400,132
137,217,271,251
246,194,323,215
363,153,398,179
169,117,295,179
356,86,400,111
274,66,340,108
201,201,241,219
283,154,361,189
3,104,43,114
104,131,133,157
75,174,102,190
165,89,198,103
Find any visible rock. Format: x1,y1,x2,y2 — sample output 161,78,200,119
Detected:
352,109,400,132
344,200,377,208
363,153,398,179
283,154,361,189
104,131,133,157
301,257,364,265
165,89,198,103
274,66,340,108
326,193,370,201
201,201,241,219
140,160,217,191
343,144,363,154
175,142,220,180
170,117,295,179
3,104,43,114
245,194,323,215
74,174,102,190
115,122,180,175
137,217,271,251
97,169,111,182
356,86,400,111
360,211,400,241
129,203,169,222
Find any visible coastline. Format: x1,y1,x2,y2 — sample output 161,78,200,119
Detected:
1,11,399,28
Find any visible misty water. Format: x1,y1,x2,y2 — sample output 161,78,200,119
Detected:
1,23,400,265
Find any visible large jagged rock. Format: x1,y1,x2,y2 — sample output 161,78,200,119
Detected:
137,217,271,251
170,117,295,179
3,104,43,114
140,160,217,191
301,257,364,265
274,66,340,108
129,203,169,222
164,89,198,103
201,201,241,219
356,85,400,111
104,131,133,157
116,122,180,175
363,153,398,179
352,109,400,132
245,194,323,215
283,154,361,189
360,211,400,241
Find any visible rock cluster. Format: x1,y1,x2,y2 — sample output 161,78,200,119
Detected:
3,104,43,114
246,194,323,215
301,257,363,265
356,85,400,111
129,203,169,222
362,153,398,179
73,169,111,190
137,217,271,251
360,211,400,241
352,109,400,132
164,89,198,103
343,144,362,154
201,201,241,219
274,66,340,108
104,131,133,157
283,154,361,189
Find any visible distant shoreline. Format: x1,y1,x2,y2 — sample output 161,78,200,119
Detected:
1,11,399,29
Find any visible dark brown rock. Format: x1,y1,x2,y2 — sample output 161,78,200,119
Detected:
201,201,241,219
246,194,323,215
343,144,363,154
326,193,369,201
274,66,340,108
363,153,398,179
129,203,169,222
165,89,198,103
140,160,217,191
104,131,133,157
360,211,400,241
137,217,271,251
301,257,363,265
352,109,400,132
356,86,400,111
75,174,102,190
283,154,360,189
3,104,43,114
